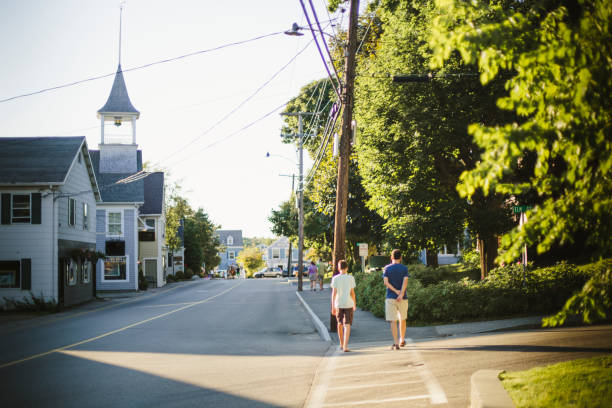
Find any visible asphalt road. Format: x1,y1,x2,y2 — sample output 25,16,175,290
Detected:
0,278,328,408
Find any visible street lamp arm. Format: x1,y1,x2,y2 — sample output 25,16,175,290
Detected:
266,152,297,165
285,22,335,39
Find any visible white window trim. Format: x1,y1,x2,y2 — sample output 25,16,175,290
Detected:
228,251,235,260
106,210,124,238
101,255,130,282
68,198,76,227
272,248,280,259
227,236,233,245
10,192,32,224
83,202,89,231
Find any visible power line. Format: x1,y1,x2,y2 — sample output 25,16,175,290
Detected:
154,39,314,167
0,31,285,104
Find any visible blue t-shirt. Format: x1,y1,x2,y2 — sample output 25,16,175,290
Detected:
382,263,409,299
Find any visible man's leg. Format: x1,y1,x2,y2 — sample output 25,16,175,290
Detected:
400,319,406,345
389,320,398,345
337,323,344,349
343,324,351,351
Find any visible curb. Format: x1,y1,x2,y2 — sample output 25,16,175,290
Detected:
471,369,515,408
296,291,332,342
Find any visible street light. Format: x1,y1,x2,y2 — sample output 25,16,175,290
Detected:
266,152,297,165
284,22,335,38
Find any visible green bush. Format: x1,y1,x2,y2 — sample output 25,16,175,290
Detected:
184,269,194,279
174,271,185,280
138,271,149,291
166,274,175,282
355,261,596,324
408,264,480,286
2,292,59,312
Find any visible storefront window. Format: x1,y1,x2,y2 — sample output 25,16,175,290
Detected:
68,259,77,286
104,256,127,280
0,261,20,288
83,261,92,284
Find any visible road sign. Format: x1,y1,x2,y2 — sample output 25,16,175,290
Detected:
357,243,368,257
513,205,533,213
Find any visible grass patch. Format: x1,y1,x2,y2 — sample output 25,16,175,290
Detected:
500,355,612,407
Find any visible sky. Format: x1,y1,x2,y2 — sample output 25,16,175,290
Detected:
0,0,362,237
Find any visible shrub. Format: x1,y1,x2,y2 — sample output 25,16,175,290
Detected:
138,271,148,291
174,271,185,280
2,292,59,312
354,260,597,324
166,274,175,282
184,269,194,280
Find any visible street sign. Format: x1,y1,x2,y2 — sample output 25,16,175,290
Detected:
357,243,368,257
513,205,533,213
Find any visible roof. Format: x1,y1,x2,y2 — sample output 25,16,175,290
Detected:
215,230,244,247
89,150,144,203
97,64,140,116
0,137,98,193
139,172,164,215
269,236,290,248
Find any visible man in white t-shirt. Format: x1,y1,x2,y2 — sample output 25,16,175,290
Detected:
331,260,356,352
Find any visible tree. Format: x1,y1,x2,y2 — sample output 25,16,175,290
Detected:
430,0,611,322
184,208,220,273
237,247,266,277
353,0,514,274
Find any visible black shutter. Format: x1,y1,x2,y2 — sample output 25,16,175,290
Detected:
31,193,41,224
1,193,10,224
21,259,31,290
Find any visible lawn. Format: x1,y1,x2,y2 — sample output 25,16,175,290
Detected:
500,355,612,407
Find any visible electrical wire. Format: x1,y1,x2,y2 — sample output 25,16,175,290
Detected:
0,31,285,104
154,39,314,167
356,0,381,56
298,0,342,99
308,0,341,84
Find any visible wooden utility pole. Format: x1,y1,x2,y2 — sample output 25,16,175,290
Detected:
332,0,360,276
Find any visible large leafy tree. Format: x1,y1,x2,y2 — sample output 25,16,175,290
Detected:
355,0,513,273
430,0,611,322
184,208,220,273
237,247,266,277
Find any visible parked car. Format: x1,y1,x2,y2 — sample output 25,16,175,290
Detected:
254,267,282,278
292,265,309,277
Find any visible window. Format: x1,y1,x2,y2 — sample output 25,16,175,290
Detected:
145,218,155,230
228,251,235,260
0,261,20,288
104,256,127,280
83,261,91,284
67,259,77,286
139,218,156,241
227,235,233,245
69,198,76,226
105,240,125,256
272,248,280,259
12,194,31,223
108,211,122,236
83,203,89,230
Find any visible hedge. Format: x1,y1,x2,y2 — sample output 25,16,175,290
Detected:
354,260,610,324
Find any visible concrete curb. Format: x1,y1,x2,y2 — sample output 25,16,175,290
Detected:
471,370,515,408
296,291,332,342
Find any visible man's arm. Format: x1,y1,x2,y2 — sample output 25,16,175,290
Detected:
383,276,401,296
350,287,356,311
331,287,337,315
398,276,408,300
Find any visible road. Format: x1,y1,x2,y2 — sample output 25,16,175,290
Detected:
0,278,328,408
1,278,611,407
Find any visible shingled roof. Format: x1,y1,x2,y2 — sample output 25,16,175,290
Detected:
97,64,140,116
0,137,98,190
216,230,244,247
89,150,144,203
139,172,164,215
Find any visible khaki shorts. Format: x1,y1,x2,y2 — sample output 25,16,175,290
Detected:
385,298,408,321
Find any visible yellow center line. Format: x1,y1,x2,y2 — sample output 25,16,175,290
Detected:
0,280,244,370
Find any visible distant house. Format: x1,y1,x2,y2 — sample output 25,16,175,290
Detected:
0,137,101,307
215,230,243,271
138,172,166,287
266,237,307,271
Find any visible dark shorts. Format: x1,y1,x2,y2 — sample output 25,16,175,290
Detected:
336,308,354,326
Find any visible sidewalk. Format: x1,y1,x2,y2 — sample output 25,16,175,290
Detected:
294,280,543,343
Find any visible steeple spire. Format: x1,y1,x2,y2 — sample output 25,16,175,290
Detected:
118,1,124,65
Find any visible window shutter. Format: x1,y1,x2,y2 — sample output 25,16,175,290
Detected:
31,193,41,224
1,193,10,224
21,258,32,290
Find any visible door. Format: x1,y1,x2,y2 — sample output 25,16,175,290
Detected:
145,259,157,285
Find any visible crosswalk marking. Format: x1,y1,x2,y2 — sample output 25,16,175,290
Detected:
306,340,447,407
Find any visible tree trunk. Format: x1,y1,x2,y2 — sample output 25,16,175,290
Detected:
287,240,292,276
426,248,439,268
478,235,498,279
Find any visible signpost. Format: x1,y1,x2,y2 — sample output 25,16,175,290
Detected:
357,243,368,273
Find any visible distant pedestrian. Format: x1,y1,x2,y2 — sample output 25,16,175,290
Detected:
308,261,318,291
383,249,409,350
331,260,356,352
316,258,326,290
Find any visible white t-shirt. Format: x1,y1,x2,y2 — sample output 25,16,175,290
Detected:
331,273,356,308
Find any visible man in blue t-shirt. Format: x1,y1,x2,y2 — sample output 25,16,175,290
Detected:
382,249,409,350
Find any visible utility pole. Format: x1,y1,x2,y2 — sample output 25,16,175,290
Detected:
332,0,360,276
279,173,296,276
281,112,313,291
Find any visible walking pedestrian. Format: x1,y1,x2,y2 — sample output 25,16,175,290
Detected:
308,261,318,291
331,260,356,352
383,249,409,350
316,258,326,290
